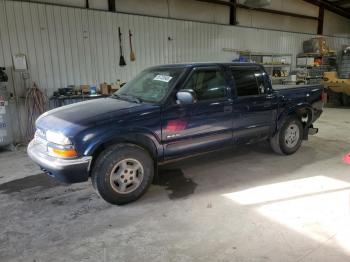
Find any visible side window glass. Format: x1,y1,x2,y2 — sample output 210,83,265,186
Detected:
183,69,226,100
255,71,266,94
231,68,260,97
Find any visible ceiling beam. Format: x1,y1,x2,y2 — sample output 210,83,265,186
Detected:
303,0,350,19
331,0,350,6
237,4,318,20
196,0,318,20
196,0,232,7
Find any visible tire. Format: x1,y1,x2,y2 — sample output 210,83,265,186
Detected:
91,143,154,205
270,117,303,155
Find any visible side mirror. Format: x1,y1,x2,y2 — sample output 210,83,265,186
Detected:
176,90,196,105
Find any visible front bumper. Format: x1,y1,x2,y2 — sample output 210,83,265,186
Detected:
27,140,92,183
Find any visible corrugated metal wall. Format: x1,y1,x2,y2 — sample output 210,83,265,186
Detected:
1,0,350,142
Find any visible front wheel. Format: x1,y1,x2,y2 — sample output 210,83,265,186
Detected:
91,144,154,205
270,117,303,155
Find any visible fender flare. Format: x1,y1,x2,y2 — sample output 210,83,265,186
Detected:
84,129,163,163
275,104,314,134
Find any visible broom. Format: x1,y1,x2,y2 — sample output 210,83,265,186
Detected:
129,30,136,61
118,27,126,66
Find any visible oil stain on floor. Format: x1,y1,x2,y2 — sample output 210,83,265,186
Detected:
156,168,197,199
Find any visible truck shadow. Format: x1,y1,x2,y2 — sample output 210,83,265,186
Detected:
150,136,349,201
0,173,63,194
1,136,348,204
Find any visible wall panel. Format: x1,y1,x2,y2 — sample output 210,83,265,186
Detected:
3,0,350,87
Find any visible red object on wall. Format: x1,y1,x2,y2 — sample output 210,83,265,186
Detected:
166,120,187,132
343,152,350,164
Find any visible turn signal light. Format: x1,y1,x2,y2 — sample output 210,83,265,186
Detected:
49,147,78,158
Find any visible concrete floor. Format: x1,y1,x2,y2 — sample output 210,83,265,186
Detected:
1,107,350,262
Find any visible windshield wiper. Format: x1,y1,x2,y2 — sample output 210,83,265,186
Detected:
112,93,141,103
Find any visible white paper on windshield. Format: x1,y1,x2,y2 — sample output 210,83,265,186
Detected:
153,75,173,82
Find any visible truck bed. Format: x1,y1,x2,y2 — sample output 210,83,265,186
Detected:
273,83,324,123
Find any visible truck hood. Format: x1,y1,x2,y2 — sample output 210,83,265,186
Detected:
36,97,159,137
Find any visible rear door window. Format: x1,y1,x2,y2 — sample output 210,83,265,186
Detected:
231,67,265,97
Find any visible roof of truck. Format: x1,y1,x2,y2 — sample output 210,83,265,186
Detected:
150,62,262,68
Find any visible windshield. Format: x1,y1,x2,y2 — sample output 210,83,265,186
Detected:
114,67,184,103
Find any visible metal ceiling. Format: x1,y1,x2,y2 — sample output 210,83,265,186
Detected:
304,0,350,19
325,0,350,11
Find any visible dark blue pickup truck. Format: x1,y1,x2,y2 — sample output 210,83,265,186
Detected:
28,63,324,204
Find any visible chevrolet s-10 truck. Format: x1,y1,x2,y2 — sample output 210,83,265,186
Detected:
28,63,324,205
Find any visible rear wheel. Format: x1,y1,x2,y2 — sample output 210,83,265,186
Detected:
270,117,303,155
91,144,154,205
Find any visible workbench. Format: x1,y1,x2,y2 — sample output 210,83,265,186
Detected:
49,94,109,109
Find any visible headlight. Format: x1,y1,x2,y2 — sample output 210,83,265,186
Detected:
46,130,72,145
45,130,78,158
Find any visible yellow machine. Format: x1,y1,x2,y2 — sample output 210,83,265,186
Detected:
323,71,350,105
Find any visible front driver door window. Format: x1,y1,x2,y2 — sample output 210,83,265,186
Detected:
182,69,226,101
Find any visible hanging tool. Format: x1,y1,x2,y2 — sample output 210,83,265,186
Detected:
118,27,126,66
129,30,136,62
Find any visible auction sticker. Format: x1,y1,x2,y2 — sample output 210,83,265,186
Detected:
153,75,173,82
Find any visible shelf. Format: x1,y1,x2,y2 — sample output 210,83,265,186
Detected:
271,77,289,79
261,64,291,67
222,48,292,57
297,53,336,58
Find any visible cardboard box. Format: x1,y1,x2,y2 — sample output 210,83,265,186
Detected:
303,37,329,55
110,83,120,93
80,85,90,94
297,57,307,67
100,83,111,95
